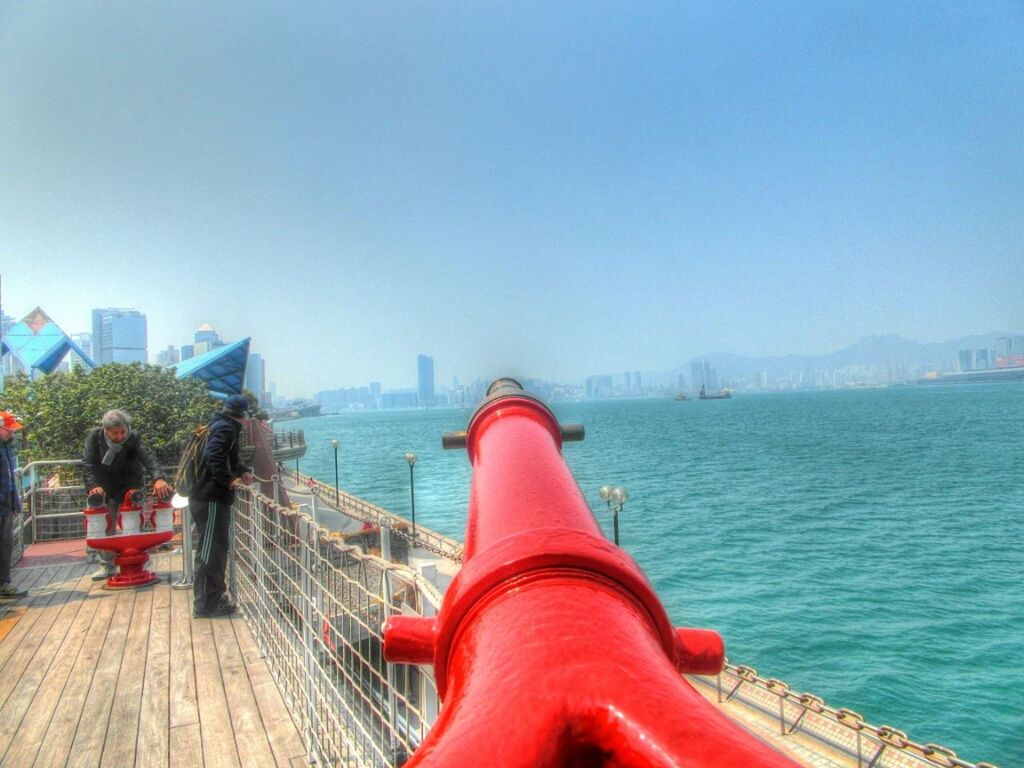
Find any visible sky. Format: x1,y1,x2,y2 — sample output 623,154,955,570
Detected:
1,2,1021,397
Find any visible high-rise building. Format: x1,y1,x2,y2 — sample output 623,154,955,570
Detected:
155,345,180,366
91,308,147,364
958,349,973,372
195,323,221,347
245,353,267,404
417,354,435,407
70,332,92,359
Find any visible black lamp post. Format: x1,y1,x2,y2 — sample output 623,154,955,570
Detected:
331,439,340,505
404,452,417,538
599,484,629,545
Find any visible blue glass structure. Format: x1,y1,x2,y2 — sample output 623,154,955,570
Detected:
1,307,96,376
172,337,250,397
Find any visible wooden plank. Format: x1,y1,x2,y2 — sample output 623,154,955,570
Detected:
169,723,204,768
137,583,171,768
0,578,101,766
0,564,54,643
100,588,154,766
233,620,308,767
213,618,277,768
168,586,198,728
192,615,241,768
0,565,66,672
0,569,92,757
33,590,119,768
65,589,136,768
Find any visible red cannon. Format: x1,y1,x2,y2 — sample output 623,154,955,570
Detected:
383,378,799,767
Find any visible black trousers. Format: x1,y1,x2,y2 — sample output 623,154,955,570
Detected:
0,513,15,584
191,499,232,612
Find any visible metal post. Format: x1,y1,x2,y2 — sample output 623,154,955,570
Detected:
310,486,319,525
273,474,281,507
298,516,320,762
379,516,399,759
405,453,417,540
409,464,416,538
172,503,194,589
228,494,238,603
331,439,339,506
612,506,619,546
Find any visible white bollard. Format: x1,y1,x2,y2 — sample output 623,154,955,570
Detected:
121,509,141,534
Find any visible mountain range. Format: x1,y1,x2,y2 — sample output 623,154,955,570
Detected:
655,332,1023,385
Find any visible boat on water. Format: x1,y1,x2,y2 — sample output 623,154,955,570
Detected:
699,384,732,400
675,393,687,400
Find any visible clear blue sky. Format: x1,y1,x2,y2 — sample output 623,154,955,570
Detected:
1,2,1021,396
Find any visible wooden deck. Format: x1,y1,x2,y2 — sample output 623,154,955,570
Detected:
0,544,307,768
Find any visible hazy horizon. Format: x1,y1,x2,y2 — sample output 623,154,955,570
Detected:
2,3,1021,395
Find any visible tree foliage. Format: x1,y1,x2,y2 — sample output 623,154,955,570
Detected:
0,363,220,465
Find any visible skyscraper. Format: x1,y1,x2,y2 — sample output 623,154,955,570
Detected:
417,354,435,407
91,308,147,364
245,353,267,404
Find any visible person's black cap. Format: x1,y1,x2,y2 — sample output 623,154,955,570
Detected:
223,395,249,417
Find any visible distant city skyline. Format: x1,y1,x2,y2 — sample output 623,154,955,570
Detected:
2,5,1021,395
1,299,1021,400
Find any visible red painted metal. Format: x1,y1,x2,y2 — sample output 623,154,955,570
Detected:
383,379,800,767
85,489,174,590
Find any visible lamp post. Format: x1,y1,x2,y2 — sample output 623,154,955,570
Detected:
599,484,629,546
404,452,417,538
331,439,340,505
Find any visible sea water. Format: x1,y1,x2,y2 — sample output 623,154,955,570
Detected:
287,384,1023,765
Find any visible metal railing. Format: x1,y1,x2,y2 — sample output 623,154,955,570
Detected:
230,487,442,767
284,468,464,564
687,666,997,768
15,460,183,553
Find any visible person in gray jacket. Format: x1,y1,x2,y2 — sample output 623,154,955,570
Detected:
83,409,171,580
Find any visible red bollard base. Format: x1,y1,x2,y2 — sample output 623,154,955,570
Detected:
87,530,175,591
104,550,161,590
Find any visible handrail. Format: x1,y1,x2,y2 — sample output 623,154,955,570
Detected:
286,467,464,564
689,664,999,768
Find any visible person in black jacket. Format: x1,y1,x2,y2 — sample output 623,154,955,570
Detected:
191,395,252,618
83,409,171,580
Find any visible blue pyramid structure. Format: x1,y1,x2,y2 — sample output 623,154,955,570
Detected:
1,307,96,375
173,337,250,397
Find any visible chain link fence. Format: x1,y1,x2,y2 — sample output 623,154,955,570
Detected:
231,487,442,767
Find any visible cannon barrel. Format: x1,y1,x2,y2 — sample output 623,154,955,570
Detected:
384,378,798,767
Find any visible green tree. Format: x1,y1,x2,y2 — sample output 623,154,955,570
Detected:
0,363,219,465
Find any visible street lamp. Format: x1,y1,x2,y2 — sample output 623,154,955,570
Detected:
599,484,629,545
331,439,340,505
404,452,417,538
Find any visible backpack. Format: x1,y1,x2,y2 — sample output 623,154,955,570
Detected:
173,425,210,497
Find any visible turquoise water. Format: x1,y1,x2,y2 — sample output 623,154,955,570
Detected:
288,385,1023,766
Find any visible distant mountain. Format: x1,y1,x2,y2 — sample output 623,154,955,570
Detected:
677,332,1022,385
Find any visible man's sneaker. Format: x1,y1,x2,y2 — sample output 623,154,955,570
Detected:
91,565,116,582
209,599,237,617
0,583,28,599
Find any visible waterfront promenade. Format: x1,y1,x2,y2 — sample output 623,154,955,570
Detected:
0,542,305,768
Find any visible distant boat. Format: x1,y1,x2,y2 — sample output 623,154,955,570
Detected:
674,393,687,401
699,385,731,400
